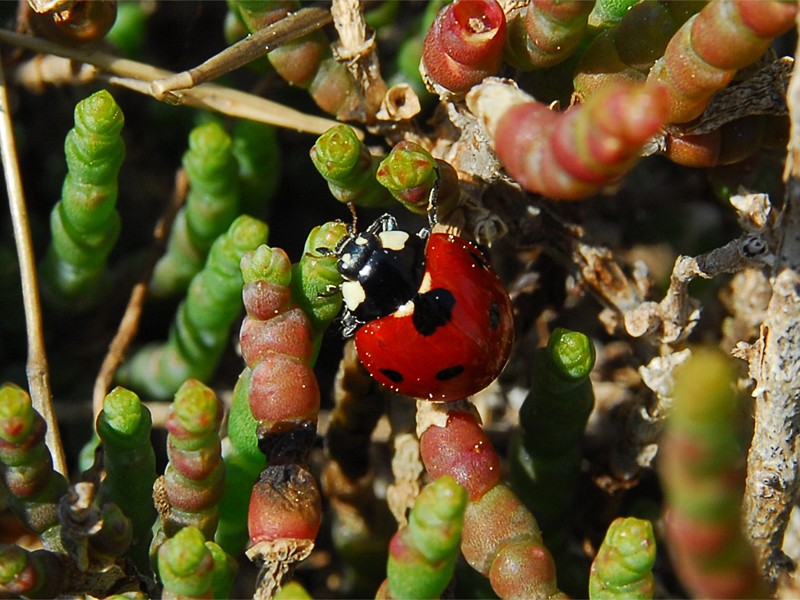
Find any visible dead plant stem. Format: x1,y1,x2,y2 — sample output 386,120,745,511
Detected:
743,20,800,585
0,27,358,138
0,47,67,476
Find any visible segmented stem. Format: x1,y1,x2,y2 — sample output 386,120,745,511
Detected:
659,347,767,598
310,124,392,208
421,0,507,96
233,0,365,120
158,526,216,600
40,89,125,310
376,142,460,216
150,120,241,298
589,517,656,600
0,544,66,599
231,119,281,219
506,0,594,70
0,383,68,549
382,475,468,600
417,401,562,598
118,215,269,399
157,380,225,541
95,386,157,573
510,328,596,536
646,0,797,123
468,79,669,200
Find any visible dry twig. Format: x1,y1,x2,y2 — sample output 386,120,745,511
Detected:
0,46,67,476
742,29,800,585
0,27,354,137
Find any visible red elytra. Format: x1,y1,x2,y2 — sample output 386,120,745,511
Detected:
353,232,514,401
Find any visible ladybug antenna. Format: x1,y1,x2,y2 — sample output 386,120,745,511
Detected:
426,167,441,229
346,201,358,234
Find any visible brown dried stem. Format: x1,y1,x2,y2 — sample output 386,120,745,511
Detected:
743,22,800,585
0,46,66,477
0,27,352,137
92,170,188,418
150,7,333,98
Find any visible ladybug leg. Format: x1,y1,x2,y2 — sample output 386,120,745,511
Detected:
368,213,398,235
340,309,361,338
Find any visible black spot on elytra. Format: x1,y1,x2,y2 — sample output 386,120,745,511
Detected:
380,368,404,383
412,288,456,336
489,301,500,330
436,365,464,381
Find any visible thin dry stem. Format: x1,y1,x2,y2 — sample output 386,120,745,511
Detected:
742,25,800,582
0,27,359,138
92,170,188,418
624,232,773,343
150,7,333,98
0,46,67,476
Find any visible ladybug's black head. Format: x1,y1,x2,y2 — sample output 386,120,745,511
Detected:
336,231,381,282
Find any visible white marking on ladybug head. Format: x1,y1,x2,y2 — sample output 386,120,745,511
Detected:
340,252,353,267
355,235,369,246
417,271,433,294
378,230,409,251
393,299,415,318
342,280,366,311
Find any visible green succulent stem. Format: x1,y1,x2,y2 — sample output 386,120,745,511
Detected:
118,215,269,399
310,125,393,208
510,328,596,536
40,89,125,310
290,220,347,358
156,379,226,541
150,120,242,298
376,142,460,217
95,386,157,573
589,517,656,599
385,476,468,600
231,118,281,219
158,526,216,600
0,383,68,550
0,544,66,598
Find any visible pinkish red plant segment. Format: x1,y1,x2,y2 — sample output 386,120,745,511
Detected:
468,79,670,200
646,0,797,123
421,0,507,95
417,401,562,598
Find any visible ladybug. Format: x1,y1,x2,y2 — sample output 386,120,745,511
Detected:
336,214,514,401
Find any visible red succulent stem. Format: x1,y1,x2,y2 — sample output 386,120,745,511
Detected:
158,380,226,541
421,0,507,96
469,79,669,200
659,348,768,598
0,544,66,598
236,245,323,598
646,0,797,123
416,401,563,598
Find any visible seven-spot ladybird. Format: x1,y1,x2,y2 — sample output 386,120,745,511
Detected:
336,214,514,401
